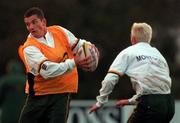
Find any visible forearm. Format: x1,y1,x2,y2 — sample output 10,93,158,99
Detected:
96,73,119,106
40,59,75,79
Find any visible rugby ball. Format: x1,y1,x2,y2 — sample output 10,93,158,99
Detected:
75,42,99,71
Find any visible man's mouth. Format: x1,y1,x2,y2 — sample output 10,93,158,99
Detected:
31,30,36,33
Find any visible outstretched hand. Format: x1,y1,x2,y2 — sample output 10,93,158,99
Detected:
89,104,101,114
75,56,95,71
116,99,129,107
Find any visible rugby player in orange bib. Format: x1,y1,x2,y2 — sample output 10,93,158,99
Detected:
18,7,99,123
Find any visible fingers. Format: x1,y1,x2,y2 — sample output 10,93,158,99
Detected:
92,44,100,58
116,100,123,107
116,99,129,107
77,56,97,71
77,56,92,65
89,104,100,114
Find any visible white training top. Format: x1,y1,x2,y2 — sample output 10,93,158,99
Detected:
96,42,171,106
23,26,86,78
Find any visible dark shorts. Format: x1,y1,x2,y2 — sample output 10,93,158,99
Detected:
128,94,175,123
19,93,71,123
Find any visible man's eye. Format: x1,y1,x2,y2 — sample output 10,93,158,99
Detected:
32,20,38,24
25,23,30,27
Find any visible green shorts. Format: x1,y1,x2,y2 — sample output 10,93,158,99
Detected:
128,94,175,123
19,93,71,123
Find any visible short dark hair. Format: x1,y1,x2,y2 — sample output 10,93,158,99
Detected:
24,7,44,20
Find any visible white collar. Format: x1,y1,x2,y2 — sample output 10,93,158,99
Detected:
28,31,55,47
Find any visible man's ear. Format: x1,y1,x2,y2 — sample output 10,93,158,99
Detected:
131,36,137,45
42,18,47,26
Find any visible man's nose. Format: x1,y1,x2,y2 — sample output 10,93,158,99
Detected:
28,23,34,31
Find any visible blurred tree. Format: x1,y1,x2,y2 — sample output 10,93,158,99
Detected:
0,0,179,100
0,59,26,123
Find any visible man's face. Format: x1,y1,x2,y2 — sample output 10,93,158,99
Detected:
24,15,47,38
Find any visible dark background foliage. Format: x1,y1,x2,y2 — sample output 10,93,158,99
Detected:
0,0,180,99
